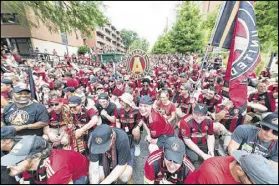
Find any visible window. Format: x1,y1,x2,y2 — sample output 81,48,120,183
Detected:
1,13,17,24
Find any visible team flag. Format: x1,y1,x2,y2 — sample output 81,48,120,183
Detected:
210,1,261,114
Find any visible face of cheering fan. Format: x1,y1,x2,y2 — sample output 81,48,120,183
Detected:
13,91,31,104
139,103,152,117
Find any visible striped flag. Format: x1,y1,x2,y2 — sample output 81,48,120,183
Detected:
211,1,261,114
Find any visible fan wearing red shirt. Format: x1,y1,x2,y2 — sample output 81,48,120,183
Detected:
154,90,176,125
137,78,157,101
184,151,277,184
138,95,174,154
268,77,278,94
178,104,215,164
1,136,89,184
144,137,195,184
198,86,222,113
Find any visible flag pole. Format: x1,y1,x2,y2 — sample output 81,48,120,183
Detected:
190,1,227,98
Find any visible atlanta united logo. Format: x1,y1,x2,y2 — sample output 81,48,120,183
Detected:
230,1,260,82
126,49,150,79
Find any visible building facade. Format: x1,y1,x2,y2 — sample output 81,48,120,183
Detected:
1,5,126,57
84,24,126,54
200,1,222,13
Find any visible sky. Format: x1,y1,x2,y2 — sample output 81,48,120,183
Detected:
103,1,181,51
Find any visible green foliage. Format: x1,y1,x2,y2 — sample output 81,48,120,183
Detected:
1,1,108,37
77,45,90,55
119,29,139,49
201,4,221,46
129,38,149,52
169,2,203,53
255,1,278,53
152,32,175,54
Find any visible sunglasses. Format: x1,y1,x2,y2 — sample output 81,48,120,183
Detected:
49,103,59,107
261,125,278,136
125,80,129,82
143,85,149,87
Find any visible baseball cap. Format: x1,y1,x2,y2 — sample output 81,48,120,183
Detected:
164,137,185,165
1,135,48,167
233,150,278,184
259,112,278,131
68,96,82,105
182,83,191,90
119,93,135,107
1,79,13,85
63,87,75,93
90,76,98,83
13,84,31,93
193,103,208,115
89,125,112,154
98,93,109,100
139,95,153,105
1,126,16,139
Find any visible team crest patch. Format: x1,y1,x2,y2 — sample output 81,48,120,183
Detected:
126,49,150,79
95,137,102,144
171,143,179,152
271,118,278,125
198,105,204,110
8,110,29,126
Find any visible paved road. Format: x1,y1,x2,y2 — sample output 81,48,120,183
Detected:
132,131,149,184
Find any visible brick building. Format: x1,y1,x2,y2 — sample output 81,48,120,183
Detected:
1,5,126,57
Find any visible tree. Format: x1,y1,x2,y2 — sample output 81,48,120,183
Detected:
1,1,108,37
129,38,149,52
255,1,278,53
152,32,175,54
169,2,203,53
77,45,90,55
119,29,139,49
201,4,221,45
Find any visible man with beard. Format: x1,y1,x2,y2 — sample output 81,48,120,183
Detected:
137,96,174,153
184,150,277,184
144,137,195,184
198,86,222,113
1,135,89,184
88,125,132,184
1,84,49,136
178,104,215,166
115,93,142,157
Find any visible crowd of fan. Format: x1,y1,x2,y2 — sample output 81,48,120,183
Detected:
1,45,278,184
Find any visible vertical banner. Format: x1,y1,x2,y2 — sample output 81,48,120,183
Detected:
211,1,261,114
27,68,38,101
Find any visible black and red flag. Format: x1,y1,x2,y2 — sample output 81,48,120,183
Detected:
210,1,261,115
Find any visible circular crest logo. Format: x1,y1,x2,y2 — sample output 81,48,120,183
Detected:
95,137,103,145
171,143,179,152
126,49,150,79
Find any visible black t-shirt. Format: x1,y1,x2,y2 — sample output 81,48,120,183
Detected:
89,127,131,166
95,102,116,125
2,102,49,136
